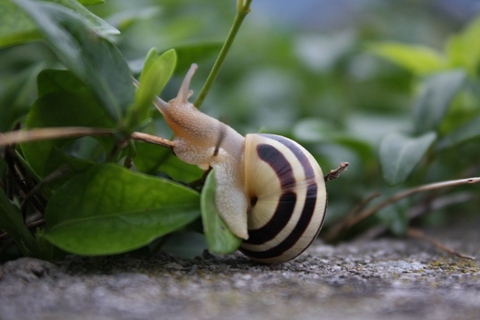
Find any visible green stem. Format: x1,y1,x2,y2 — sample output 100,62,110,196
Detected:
194,0,253,108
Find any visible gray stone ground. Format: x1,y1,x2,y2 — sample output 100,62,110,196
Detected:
1,217,479,320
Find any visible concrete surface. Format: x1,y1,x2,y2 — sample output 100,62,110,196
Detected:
0,217,479,320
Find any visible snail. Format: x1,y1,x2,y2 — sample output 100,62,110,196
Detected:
151,64,327,264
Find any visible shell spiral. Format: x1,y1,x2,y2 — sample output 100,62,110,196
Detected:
241,134,327,264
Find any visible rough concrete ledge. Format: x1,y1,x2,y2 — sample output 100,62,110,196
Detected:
1,218,479,320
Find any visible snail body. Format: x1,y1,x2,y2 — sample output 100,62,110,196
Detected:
152,64,327,263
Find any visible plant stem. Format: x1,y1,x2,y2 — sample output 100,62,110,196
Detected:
194,0,253,108
323,177,480,242
406,227,476,260
0,127,175,148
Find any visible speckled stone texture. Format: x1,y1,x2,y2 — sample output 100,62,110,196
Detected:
1,217,479,320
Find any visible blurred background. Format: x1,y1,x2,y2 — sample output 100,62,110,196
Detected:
2,0,479,242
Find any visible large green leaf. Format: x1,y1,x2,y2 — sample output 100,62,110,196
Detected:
133,142,203,182
21,70,115,182
37,69,90,97
379,131,436,186
15,0,132,122
368,42,446,75
412,70,466,135
44,163,200,255
200,169,242,254
0,0,116,48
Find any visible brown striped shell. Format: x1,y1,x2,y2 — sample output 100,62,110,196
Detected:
241,134,327,263
152,64,327,263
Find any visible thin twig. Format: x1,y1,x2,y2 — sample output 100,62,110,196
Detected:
406,227,476,260
324,162,350,182
0,219,45,240
0,127,112,145
324,177,480,242
130,131,174,147
0,127,175,148
354,192,474,242
194,0,253,108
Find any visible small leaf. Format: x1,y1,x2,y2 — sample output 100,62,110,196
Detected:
142,48,163,79
129,49,177,129
44,163,200,255
368,42,446,75
437,115,480,150
380,132,436,186
15,0,132,122
412,70,466,135
200,170,242,254
142,49,177,96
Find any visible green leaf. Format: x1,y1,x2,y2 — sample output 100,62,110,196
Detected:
379,131,436,186
437,115,480,150
200,169,242,254
15,0,132,122
0,65,40,131
0,189,43,257
134,142,203,181
107,6,160,32
78,0,104,5
141,49,177,96
21,71,115,183
37,69,89,97
413,70,466,135
50,0,117,35
44,163,200,255
0,0,39,47
0,0,117,48
368,42,446,75
129,48,177,130
446,16,480,76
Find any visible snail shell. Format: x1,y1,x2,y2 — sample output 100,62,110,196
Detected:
241,133,327,263
151,64,327,263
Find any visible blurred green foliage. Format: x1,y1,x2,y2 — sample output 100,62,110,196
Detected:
1,0,479,261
